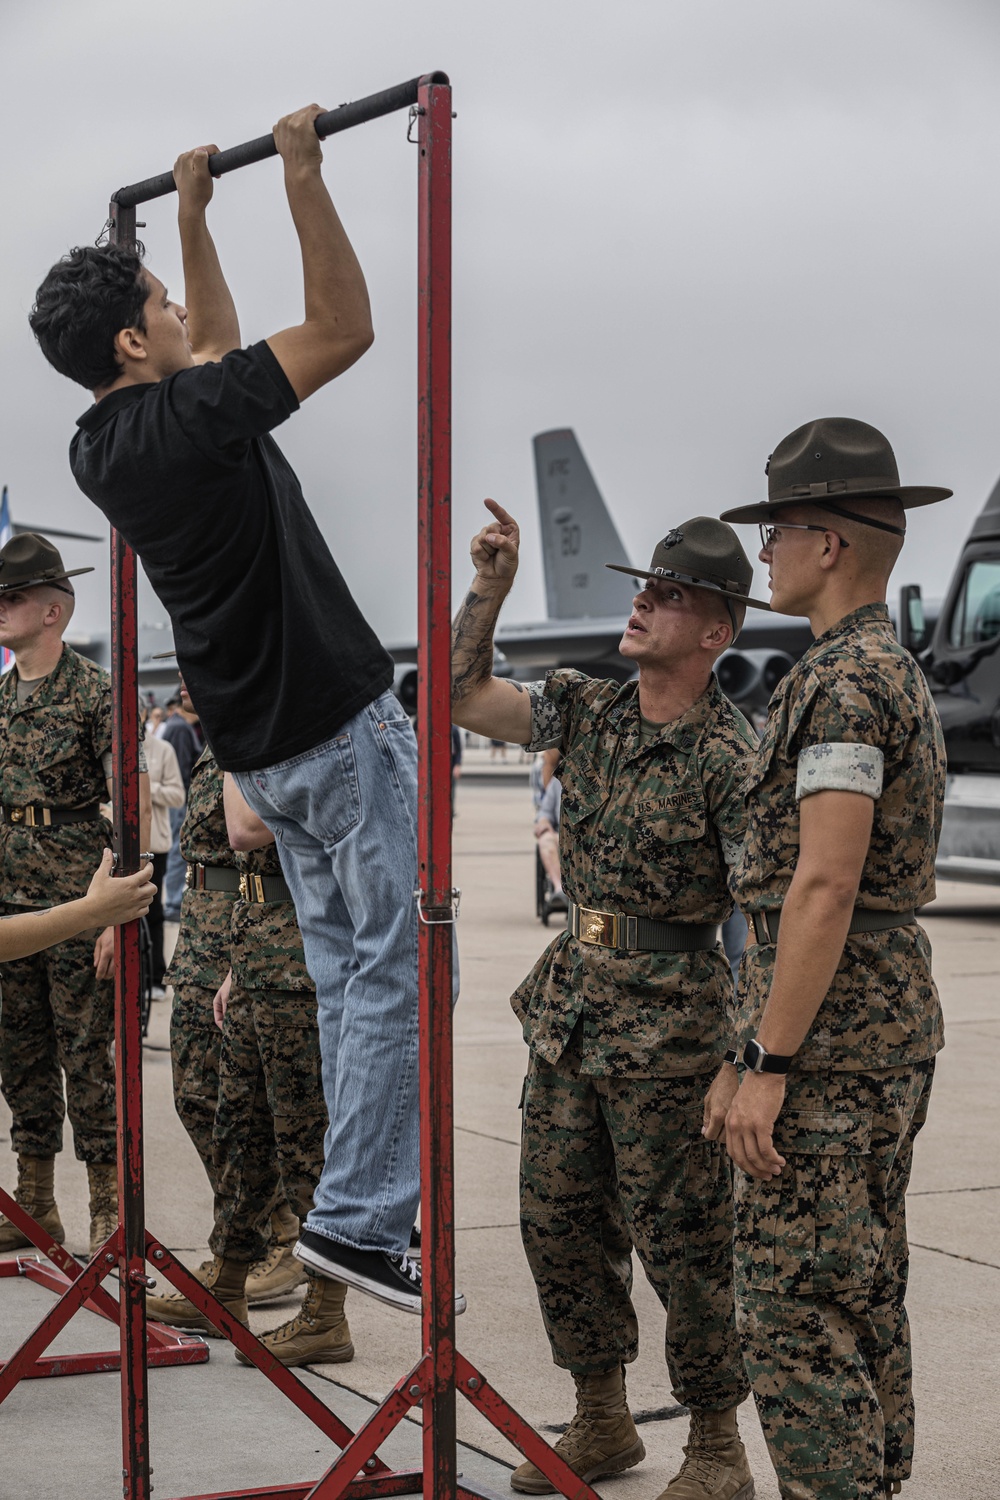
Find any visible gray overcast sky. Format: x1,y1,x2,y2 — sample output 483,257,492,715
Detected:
2,0,1000,653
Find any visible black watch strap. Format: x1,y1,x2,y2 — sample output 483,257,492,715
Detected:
723,1048,739,1066
743,1038,793,1075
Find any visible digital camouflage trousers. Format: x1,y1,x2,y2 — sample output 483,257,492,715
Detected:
520,1031,749,1411
209,984,326,1264
734,1059,935,1500
0,920,115,1163
170,983,223,1195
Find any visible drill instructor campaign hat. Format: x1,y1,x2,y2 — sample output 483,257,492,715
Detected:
720,416,953,529
0,532,94,594
605,516,771,611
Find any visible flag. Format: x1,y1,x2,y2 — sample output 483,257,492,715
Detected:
0,487,11,673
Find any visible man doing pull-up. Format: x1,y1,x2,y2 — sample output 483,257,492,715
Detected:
29,107,449,1313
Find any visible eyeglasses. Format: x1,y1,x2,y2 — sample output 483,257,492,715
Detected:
758,522,849,551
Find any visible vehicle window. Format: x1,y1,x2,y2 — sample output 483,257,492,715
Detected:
949,559,1000,648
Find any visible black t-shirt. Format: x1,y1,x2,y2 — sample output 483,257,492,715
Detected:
70,343,393,772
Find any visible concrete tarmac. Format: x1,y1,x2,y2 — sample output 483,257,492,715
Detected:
1,776,998,1498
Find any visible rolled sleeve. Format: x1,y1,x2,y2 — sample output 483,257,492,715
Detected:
796,741,885,800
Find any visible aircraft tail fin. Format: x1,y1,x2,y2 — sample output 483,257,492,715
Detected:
533,430,635,620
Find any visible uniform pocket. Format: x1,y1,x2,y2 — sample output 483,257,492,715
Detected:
744,1108,874,1296
558,746,609,824
259,994,324,1118
682,1112,735,1263
644,796,707,847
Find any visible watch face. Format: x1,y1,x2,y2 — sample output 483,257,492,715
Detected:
743,1040,763,1071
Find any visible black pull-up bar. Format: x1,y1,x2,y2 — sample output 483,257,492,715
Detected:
112,71,450,209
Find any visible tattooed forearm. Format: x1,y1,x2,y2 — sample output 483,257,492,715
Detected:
451,587,507,706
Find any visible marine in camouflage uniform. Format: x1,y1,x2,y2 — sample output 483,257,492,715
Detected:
210,839,326,1265
728,603,944,1500
719,418,950,1500
164,743,233,1192
149,809,349,1363
0,645,116,1175
451,505,767,1498
516,667,754,1398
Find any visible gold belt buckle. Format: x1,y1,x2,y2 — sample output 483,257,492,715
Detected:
577,907,619,947
10,807,24,823
239,874,249,902
185,865,194,889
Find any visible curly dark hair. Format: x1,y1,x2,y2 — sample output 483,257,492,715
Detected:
29,245,149,391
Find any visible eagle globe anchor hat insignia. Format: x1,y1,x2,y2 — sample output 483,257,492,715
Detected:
604,516,771,614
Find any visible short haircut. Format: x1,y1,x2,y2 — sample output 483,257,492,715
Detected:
29,245,148,391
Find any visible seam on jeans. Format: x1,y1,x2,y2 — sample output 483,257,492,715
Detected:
367,690,410,726
369,722,418,843
366,925,420,1243
368,991,419,1240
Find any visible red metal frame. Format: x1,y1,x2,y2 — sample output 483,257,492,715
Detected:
0,75,602,1500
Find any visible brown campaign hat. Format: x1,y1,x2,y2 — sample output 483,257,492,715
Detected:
0,532,94,594
721,416,953,527
605,516,771,610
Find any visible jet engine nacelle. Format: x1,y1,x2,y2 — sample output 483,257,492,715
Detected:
392,663,420,716
716,648,794,706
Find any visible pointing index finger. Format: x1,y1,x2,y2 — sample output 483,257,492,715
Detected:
483,498,517,530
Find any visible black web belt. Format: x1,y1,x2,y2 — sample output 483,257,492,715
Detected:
238,871,293,905
186,865,292,903
751,907,917,946
568,902,720,953
186,863,241,896
1,802,101,828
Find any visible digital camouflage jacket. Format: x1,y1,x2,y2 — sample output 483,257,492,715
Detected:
512,670,756,1077
732,602,946,1071
0,646,113,907
166,745,235,991
230,841,313,993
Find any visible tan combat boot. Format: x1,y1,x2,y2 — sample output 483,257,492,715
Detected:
235,1272,353,1366
657,1407,754,1500
510,1366,645,1494
0,1156,65,1251
245,1204,307,1305
145,1255,249,1338
87,1163,119,1257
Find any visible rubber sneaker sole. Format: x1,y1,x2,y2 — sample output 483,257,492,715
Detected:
510,1437,646,1494
294,1235,466,1316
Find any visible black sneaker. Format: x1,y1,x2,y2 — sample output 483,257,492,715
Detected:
408,1226,421,1260
294,1229,466,1315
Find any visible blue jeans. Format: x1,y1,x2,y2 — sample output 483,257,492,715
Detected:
162,804,187,922
233,690,419,1255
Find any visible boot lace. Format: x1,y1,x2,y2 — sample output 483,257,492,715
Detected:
673,1447,720,1488
249,1243,283,1279
557,1415,601,1464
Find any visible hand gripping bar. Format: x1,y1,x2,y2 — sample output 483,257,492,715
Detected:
111,71,449,209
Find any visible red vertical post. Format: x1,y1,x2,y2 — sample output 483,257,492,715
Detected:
108,198,152,1500
415,77,456,1500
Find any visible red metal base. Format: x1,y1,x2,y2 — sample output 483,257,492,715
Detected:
0,1188,208,1386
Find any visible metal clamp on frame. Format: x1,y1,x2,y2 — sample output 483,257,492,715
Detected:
414,885,461,924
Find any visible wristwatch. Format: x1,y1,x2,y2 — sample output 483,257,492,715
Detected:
742,1038,793,1075
723,1048,739,1067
